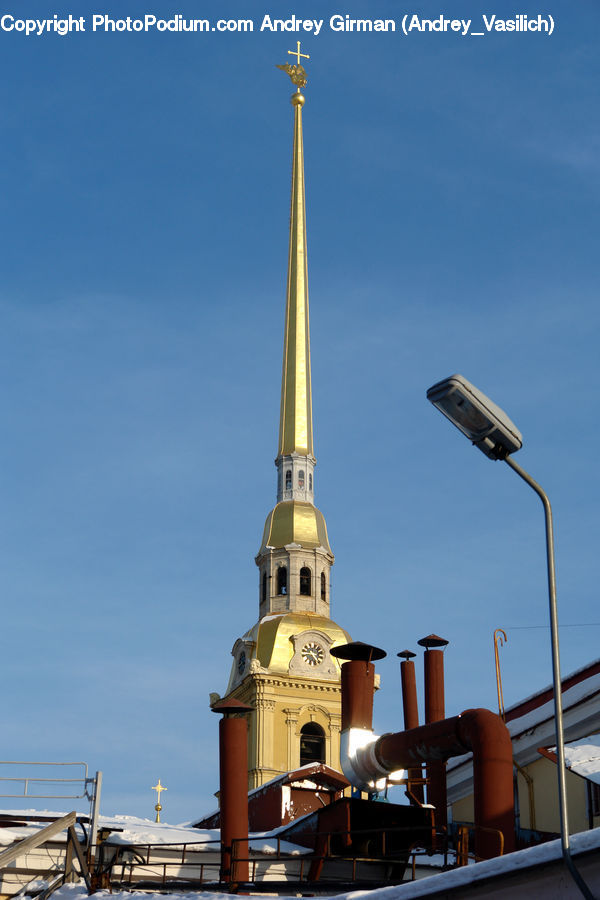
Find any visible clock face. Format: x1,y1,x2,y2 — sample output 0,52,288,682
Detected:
302,642,324,667
238,651,246,675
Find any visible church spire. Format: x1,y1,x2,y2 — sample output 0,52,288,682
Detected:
275,48,316,504
254,47,333,618
278,85,313,460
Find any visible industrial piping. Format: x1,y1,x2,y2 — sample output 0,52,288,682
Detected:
397,650,424,805
419,634,449,836
211,698,252,883
333,642,515,861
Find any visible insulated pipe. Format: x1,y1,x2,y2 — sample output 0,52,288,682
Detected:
331,643,386,791
336,648,515,860
212,699,252,884
420,635,449,835
398,651,424,804
368,711,515,860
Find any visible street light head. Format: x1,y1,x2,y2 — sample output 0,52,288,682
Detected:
426,374,523,460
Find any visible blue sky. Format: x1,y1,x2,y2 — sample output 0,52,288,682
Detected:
1,1,599,824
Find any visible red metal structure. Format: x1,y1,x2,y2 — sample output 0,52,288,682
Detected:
420,634,449,837
333,641,515,861
398,649,424,804
211,698,252,883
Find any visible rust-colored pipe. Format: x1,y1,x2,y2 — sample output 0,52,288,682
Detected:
376,709,515,859
398,651,424,804
337,640,514,860
341,659,375,731
424,647,446,723
420,635,448,835
212,699,252,884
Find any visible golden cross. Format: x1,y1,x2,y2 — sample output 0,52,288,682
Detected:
152,779,167,823
152,779,167,798
287,41,309,65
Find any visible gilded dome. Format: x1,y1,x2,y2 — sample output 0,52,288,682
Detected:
242,612,351,675
259,501,332,554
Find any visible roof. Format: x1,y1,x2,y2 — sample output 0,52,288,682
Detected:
504,658,600,723
249,762,349,795
192,762,349,828
346,826,600,898
541,734,600,786
0,809,309,857
447,660,600,802
259,501,332,553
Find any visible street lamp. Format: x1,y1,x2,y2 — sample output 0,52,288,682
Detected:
427,374,592,900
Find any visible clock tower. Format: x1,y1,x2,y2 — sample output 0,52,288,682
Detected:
214,53,351,789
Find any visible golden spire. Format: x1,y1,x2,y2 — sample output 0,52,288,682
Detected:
277,46,313,460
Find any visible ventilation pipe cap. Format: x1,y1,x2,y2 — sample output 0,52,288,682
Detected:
211,698,254,715
417,634,449,650
397,649,416,660
331,641,386,662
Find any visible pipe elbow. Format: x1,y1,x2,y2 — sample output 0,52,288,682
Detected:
457,708,512,754
339,728,389,792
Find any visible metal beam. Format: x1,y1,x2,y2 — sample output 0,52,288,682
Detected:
0,812,76,868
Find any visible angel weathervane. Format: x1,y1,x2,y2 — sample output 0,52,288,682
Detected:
277,41,309,89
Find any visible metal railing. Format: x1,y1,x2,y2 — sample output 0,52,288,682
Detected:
0,761,92,799
103,820,437,891
0,762,102,851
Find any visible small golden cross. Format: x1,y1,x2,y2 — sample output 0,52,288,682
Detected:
151,779,167,823
287,41,309,66
152,779,167,800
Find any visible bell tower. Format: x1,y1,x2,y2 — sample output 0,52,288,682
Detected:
214,50,350,789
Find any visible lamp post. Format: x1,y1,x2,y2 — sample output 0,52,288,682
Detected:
427,374,592,900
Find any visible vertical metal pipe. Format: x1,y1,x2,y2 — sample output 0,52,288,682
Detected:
398,651,424,803
505,456,593,899
219,715,249,883
424,647,445,723
341,659,375,731
419,636,448,836
457,708,515,858
212,698,253,885
399,654,419,730
89,770,102,858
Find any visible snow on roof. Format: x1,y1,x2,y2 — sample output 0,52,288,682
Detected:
49,887,237,900
504,658,600,721
548,734,600,785
46,829,600,900
447,670,600,777
506,672,600,740
342,827,600,898
0,809,308,857
0,812,213,849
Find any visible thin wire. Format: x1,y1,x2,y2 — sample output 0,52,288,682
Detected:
507,624,600,629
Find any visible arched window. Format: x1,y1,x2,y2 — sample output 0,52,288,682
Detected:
285,470,292,491
298,469,305,489
300,722,325,766
277,470,282,495
300,567,311,596
321,571,326,601
309,473,313,491
277,566,288,595
261,572,267,604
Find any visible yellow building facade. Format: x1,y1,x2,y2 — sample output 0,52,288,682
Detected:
214,59,351,789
